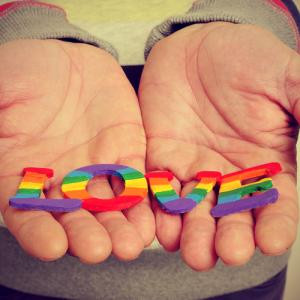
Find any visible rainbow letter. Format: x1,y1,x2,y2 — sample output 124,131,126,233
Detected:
62,164,148,212
146,171,221,214
9,167,81,212
211,162,281,217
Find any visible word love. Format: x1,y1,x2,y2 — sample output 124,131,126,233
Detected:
9,162,281,218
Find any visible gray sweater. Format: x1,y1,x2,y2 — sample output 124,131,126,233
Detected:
0,1,298,299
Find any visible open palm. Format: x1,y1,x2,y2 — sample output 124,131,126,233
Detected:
0,39,155,263
139,23,299,270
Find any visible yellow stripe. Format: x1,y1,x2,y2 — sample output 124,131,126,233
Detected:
220,180,241,192
62,181,88,192
151,184,174,193
125,178,148,189
19,182,43,189
220,178,271,192
194,182,214,191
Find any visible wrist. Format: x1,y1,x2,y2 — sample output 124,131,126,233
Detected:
145,0,300,59
0,1,118,59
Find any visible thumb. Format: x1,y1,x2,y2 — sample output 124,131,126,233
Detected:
0,174,68,260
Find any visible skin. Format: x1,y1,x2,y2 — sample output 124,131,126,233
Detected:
0,22,299,271
0,39,155,263
139,23,300,270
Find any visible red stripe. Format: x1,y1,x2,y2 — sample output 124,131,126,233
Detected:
0,2,15,12
268,0,300,51
0,1,64,15
270,0,290,11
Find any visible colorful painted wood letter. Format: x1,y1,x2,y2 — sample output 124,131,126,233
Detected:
9,162,282,216
62,164,148,211
211,162,281,218
9,167,82,212
146,171,221,214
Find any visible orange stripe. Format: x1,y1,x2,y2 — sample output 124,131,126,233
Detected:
198,177,217,184
148,178,170,185
222,169,265,183
23,175,47,184
122,187,147,197
64,190,90,199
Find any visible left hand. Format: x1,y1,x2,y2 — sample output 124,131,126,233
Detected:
139,22,299,270
0,40,155,263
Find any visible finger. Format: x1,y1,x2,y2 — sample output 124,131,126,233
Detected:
145,140,220,259
113,157,156,247
144,139,199,252
178,156,222,271
215,211,255,266
254,173,298,255
0,176,68,261
181,181,217,271
212,164,255,266
151,176,182,252
179,156,255,267
92,176,144,261
48,177,112,264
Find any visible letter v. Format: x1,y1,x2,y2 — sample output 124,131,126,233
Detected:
146,171,221,214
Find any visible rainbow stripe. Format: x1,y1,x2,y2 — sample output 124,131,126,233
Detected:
62,164,148,211
146,171,221,214
9,167,81,212
13,168,52,199
9,162,282,216
211,162,281,217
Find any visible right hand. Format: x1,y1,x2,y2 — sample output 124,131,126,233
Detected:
0,39,155,263
139,23,299,270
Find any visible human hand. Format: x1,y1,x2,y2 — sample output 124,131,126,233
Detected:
0,39,155,263
139,23,299,270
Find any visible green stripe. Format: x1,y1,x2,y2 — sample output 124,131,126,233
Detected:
122,172,144,180
17,189,41,195
220,180,272,198
156,190,177,197
156,195,178,203
63,176,90,184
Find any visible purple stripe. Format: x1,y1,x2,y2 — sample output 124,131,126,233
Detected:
161,198,196,214
211,189,279,217
78,164,127,176
9,198,82,212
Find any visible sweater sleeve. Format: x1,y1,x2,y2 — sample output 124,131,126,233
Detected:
145,0,300,58
0,1,118,59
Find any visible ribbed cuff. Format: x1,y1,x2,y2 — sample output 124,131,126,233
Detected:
0,1,118,59
145,0,300,58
